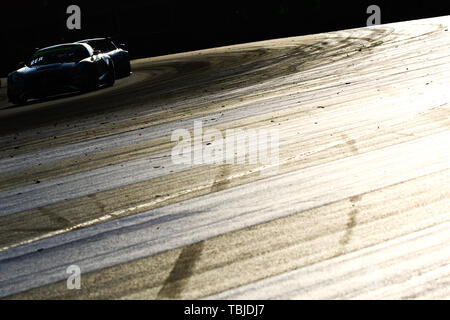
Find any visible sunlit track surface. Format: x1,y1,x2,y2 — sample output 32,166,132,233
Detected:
1,16,450,299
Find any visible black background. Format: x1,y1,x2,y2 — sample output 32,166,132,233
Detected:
1,0,449,77
0,300,445,318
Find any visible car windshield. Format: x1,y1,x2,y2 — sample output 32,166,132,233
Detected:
29,45,90,66
85,40,117,53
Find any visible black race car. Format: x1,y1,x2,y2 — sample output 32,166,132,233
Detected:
7,43,115,105
77,38,131,78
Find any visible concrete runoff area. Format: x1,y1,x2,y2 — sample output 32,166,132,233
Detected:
0,16,450,299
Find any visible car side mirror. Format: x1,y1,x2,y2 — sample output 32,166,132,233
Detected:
17,61,25,69
93,49,101,55
119,43,127,49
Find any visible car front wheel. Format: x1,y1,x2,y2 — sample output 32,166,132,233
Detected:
80,67,99,93
8,92,27,105
105,62,115,87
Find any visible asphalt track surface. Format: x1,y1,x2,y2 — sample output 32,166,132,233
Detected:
0,16,449,299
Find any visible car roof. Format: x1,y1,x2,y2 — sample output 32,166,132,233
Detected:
37,43,90,51
77,38,110,43
32,43,93,57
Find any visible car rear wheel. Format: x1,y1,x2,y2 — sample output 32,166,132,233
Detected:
118,60,131,78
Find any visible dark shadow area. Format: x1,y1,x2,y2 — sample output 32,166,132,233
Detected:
1,0,449,77
0,88,113,111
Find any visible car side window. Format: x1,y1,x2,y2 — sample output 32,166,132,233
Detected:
89,40,117,53
76,47,91,59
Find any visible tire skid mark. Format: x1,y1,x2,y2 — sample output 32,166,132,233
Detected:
338,134,361,250
211,164,232,193
339,194,363,250
341,133,359,155
87,194,107,214
157,241,205,299
37,207,72,228
2,113,449,251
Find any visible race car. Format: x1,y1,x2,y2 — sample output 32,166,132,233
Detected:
7,43,115,105
77,38,131,78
